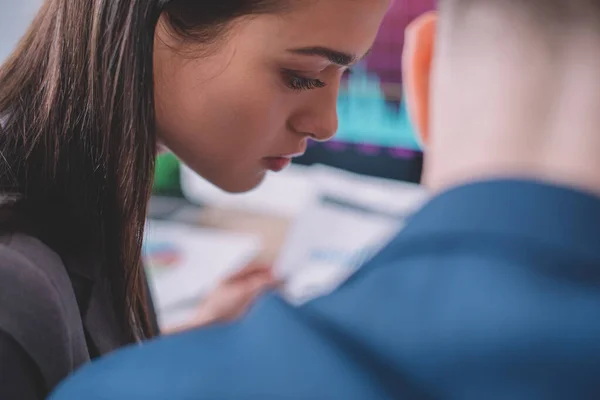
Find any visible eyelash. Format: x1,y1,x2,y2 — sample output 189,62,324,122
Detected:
282,69,327,92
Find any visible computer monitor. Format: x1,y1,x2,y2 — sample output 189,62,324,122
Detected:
294,0,434,184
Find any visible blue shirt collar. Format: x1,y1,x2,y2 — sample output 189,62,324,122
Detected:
401,179,600,262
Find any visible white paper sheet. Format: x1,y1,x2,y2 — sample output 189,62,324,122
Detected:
143,221,261,313
277,202,402,305
275,166,428,305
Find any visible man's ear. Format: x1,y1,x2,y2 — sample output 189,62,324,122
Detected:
402,12,437,147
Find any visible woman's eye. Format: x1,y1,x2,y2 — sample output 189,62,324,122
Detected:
281,69,326,92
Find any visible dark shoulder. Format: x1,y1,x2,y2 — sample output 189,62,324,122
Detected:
0,233,87,392
0,329,45,400
0,233,70,312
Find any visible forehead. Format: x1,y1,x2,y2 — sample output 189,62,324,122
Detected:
237,0,391,57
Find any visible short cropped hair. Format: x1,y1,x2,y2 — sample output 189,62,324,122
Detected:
441,0,600,33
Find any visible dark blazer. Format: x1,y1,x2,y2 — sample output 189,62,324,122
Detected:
52,180,600,400
0,233,132,399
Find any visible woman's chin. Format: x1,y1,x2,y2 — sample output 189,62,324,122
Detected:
213,170,268,194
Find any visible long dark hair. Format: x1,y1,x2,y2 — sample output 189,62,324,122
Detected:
0,0,288,342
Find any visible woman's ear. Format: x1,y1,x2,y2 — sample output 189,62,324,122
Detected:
402,12,437,147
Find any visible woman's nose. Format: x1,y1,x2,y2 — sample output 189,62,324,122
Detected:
290,89,339,142
311,107,338,142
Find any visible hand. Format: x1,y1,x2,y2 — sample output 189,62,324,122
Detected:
164,263,278,334
194,263,278,325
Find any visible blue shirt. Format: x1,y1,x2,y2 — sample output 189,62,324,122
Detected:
51,180,600,399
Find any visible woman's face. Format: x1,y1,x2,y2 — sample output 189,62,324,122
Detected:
154,0,390,193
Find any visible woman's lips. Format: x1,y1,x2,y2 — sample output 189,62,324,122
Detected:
262,148,306,172
262,157,292,172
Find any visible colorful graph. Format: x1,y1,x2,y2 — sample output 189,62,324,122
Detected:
310,245,379,270
329,0,434,153
143,241,182,272
336,65,419,150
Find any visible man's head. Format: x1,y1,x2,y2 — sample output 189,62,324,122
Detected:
404,1,600,195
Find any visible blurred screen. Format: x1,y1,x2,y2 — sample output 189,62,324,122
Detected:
295,0,435,183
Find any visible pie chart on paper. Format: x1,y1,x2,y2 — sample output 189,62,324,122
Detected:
143,241,182,273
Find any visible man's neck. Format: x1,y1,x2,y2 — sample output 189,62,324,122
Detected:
424,146,600,197
426,25,600,197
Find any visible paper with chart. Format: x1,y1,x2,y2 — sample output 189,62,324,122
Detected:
143,221,261,316
275,165,428,305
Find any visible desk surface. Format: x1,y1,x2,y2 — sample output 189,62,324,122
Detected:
148,196,290,265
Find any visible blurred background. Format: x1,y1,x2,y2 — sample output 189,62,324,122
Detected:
1,0,432,329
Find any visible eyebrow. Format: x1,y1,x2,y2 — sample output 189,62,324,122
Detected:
287,46,359,66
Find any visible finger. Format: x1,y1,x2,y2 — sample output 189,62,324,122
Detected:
232,274,277,307
232,273,274,298
226,262,273,282
226,277,275,320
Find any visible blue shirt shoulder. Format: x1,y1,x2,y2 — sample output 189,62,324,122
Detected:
51,180,600,400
